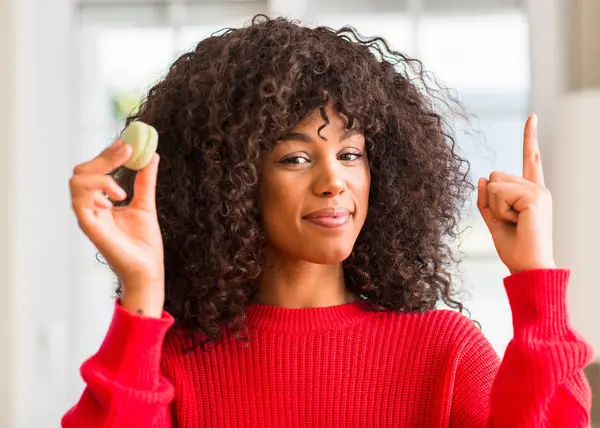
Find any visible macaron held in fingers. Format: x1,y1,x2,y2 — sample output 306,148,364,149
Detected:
120,121,159,171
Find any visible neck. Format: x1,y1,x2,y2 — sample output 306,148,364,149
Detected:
255,248,357,308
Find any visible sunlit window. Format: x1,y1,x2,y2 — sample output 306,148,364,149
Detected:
72,3,530,367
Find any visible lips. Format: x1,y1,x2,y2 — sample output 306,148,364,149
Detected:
303,207,351,228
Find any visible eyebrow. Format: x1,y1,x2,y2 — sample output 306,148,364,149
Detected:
279,128,362,143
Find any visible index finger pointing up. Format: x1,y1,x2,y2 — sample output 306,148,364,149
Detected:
522,113,545,186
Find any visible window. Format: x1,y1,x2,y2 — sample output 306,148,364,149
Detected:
70,2,529,378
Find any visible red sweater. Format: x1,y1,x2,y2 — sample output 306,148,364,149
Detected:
62,269,592,427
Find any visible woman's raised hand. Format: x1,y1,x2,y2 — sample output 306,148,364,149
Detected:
69,140,165,317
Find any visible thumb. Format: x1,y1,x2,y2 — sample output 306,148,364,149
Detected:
476,177,495,230
130,153,160,212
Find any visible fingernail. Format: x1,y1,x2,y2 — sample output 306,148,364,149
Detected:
532,113,538,127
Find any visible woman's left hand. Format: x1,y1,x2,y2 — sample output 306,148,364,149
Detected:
477,114,556,275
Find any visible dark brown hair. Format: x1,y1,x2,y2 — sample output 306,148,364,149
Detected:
112,15,473,347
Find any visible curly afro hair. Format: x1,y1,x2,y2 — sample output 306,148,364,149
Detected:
112,15,474,347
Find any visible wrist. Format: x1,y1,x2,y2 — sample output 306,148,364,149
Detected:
120,287,165,318
509,261,557,275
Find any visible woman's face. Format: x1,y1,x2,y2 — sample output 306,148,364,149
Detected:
260,104,370,264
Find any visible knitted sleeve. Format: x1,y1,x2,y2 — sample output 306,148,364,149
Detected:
450,269,593,427
61,300,176,428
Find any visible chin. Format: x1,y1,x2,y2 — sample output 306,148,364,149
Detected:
300,245,353,265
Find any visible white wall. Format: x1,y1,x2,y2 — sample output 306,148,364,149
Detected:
552,92,600,359
0,1,17,425
527,0,600,360
0,0,75,426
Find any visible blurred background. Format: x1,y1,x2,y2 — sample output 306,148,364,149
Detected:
0,0,599,426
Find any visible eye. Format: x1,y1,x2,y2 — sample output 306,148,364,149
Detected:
338,151,363,162
280,155,310,165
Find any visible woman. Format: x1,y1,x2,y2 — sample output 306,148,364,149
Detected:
63,15,592,427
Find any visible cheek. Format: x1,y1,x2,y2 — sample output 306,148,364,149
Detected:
259,173,302,229
353,166,371,206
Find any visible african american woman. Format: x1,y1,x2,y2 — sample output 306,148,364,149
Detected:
63,15,592,428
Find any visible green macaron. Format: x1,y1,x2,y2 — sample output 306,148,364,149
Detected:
120,121,158,171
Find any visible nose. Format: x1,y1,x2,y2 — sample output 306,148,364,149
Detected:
312,161,347,197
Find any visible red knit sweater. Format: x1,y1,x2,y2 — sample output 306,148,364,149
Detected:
62,269,592,427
